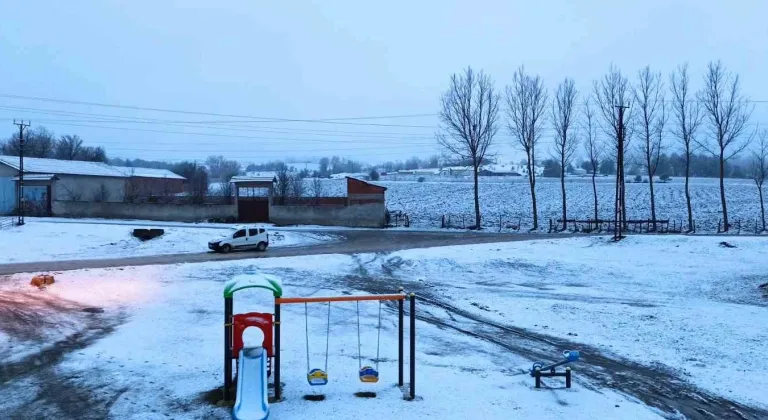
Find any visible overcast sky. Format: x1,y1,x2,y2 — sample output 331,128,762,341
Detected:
1,0,766,165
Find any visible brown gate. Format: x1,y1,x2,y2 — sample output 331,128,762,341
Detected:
238,198,269,222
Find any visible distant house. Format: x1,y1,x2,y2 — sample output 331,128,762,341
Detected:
439,166,474,176
479,163,521,176
570,168,588,176
0,156,184,216
397,168,440,175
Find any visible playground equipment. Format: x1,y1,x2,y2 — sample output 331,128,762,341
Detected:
356,301,381,383
530,350,580,388
223,274,416,420
304,302,330,386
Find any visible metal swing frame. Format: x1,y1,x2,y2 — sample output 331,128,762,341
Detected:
273,292,416,401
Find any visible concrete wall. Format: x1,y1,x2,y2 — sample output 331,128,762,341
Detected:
53,200,236,222
269,202,386,228
54,175,126,202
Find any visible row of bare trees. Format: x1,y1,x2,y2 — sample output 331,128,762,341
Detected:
437,61,764,233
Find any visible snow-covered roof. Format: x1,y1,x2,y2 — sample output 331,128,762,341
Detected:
0,156,184,180
12,173,56,181
113,166,185,180
231,175,276,183
245,171,278,178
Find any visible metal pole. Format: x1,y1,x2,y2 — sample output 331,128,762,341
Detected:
398,288,404,387
224,297,233,401
13,120,29,226
409,293,416,400
274,300,281,401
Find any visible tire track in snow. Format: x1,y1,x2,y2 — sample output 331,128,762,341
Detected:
344,253,768,420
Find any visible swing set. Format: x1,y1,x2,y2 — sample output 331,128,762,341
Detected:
223,274,417,407
302,300,385,387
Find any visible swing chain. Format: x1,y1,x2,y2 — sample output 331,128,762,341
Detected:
306,302,332,374
325,301,330,372
304,303,310,372
376,300,382,370
356,301,362,369
357,300,384,370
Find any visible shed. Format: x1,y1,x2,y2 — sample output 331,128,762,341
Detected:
346,177,386,205
0,155,185,216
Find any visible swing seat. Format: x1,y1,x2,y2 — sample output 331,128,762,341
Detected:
359,366,379,383
307,368,328,386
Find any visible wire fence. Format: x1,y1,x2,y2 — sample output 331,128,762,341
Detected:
0,216,15,230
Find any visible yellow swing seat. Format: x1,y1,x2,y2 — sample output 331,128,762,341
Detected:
307,368,329,386
359,366,379,383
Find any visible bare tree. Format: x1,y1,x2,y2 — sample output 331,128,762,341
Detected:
593,65,632,226
55,135,84,160
582,98,603,221
551,78,579,230
697,61,754,231
437,67,500,229
274,165,290,205
670,63,703,232
288,173,305,199
748,131,767,232
506,66,548,230
633,66,666,230
311,177,324,205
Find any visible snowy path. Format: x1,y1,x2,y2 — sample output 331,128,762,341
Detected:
0,229,558,275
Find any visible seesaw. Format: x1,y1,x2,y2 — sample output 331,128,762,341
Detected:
530,350,580,388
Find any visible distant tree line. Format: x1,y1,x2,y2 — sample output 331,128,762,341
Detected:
1,126,107,162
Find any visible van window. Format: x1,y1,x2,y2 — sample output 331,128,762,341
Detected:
233,229,246,239
248,229,258,236
258,229,265,234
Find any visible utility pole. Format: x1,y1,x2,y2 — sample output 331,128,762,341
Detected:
13,120,30,226
613,105,628,241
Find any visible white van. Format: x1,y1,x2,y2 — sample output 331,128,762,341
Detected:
208,226,269,253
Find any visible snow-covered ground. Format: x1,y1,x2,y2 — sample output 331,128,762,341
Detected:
0,219,338,264
0,235,765,419
313,176,764,232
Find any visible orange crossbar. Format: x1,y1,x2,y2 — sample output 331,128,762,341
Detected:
276,294,405,304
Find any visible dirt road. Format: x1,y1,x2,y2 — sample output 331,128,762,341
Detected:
0,230,557,275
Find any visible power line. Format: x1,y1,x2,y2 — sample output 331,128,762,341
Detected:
0,94,437,127
13,121,441,145
0,105,441,137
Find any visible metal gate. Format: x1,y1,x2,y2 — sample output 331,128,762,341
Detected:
237,198,269,222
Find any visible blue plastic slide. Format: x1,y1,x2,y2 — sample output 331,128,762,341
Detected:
232,347,269,420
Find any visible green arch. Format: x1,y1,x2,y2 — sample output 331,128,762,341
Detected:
223,274,283,298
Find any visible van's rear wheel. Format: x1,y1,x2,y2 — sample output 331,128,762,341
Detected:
221,244,232,253
256,242,267,252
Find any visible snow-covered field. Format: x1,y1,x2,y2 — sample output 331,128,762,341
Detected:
315,176,764,232
0,220,337,264
0,235,766,419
